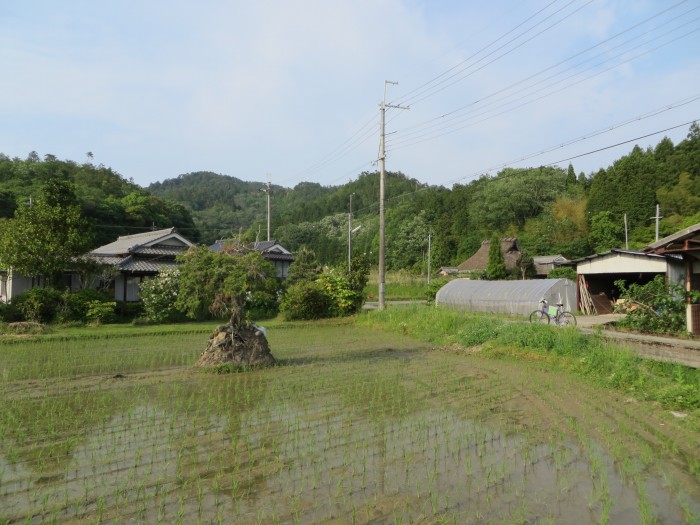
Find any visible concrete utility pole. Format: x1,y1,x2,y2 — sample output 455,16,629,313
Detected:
348,193,355,272
378,80,409,311
651,204,663,242
427,233,432,284
260,174,272,241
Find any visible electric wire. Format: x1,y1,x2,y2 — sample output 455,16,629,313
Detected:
396,0,595,108
270,0,595,190
388,23,700,150
348,118,699,218
393,0,564,104
391,3,700,139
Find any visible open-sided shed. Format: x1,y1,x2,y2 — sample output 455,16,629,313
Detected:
435,278,576,317
567,249,684,314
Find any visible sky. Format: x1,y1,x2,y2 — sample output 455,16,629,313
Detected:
1,0,699,190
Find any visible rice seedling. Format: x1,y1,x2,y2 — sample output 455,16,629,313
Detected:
1,316,699,523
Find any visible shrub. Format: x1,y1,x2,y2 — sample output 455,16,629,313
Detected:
245,290,279,320
548,267,576,280
425,277,450,304
114,301,145,323
12,288,63,323
280,281,334,320
0,301,21,323
318,270,360,317
615,276,688,334
58,288,112,322
85,300,117,325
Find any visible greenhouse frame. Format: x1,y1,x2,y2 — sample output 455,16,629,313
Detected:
435,278,577,317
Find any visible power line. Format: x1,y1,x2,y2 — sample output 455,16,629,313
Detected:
398,0,594,108
345,118,699,218
391,2,699,141
393,0,565,104
388,10,700,148
263,1,597,191
389,23,700,150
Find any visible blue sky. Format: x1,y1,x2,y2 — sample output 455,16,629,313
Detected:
1,0,699,189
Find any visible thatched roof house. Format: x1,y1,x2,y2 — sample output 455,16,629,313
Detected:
457,238,521,272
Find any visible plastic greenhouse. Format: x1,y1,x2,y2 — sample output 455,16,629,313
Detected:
435,279,577,317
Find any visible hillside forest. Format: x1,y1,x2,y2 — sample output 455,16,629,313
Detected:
1,122,699,273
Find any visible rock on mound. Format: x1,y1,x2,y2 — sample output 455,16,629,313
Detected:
195,322,275,369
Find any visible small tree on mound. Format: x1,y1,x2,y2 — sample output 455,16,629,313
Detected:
176,244,278,325
176,244,279,369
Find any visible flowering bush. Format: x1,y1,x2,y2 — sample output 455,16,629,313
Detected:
139,269,182,323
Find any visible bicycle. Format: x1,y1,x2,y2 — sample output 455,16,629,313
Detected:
529,299,577,326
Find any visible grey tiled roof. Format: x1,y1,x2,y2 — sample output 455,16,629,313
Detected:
119,258,180,273
131,245,189,256
86,227,194,274
90,228,187,256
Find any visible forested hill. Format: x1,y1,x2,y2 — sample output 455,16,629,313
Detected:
0,153,198,246
147,170,431,244
2,123,699,270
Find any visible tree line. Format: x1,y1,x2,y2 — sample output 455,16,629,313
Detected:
1,123,699,276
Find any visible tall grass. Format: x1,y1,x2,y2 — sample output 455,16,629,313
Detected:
356,305,700,411
365,269,430,300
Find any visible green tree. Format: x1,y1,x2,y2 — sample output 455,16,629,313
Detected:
0,190,16,218
486,234,507,280
347,254,370,312
286,246,321,286
587,147,658,235
515,249,534,279
589,211,623,253
0,180,91,284
175,245,278,325
469,167,568,232
657,172,700,217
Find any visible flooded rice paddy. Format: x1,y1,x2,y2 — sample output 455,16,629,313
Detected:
1,322,699,523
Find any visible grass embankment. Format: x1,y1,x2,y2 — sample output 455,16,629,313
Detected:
357,305,700,414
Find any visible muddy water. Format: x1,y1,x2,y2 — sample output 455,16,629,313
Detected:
1,333,699,524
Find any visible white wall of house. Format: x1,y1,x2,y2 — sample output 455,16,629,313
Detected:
3,272,36,302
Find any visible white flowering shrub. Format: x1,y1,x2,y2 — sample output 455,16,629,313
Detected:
139,269,182,323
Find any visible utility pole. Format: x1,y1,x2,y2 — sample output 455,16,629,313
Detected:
260,174,272,241
624,214,628,250
378,80,409,311
650,204,663,242
427,233,432,284
348,193,355,272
